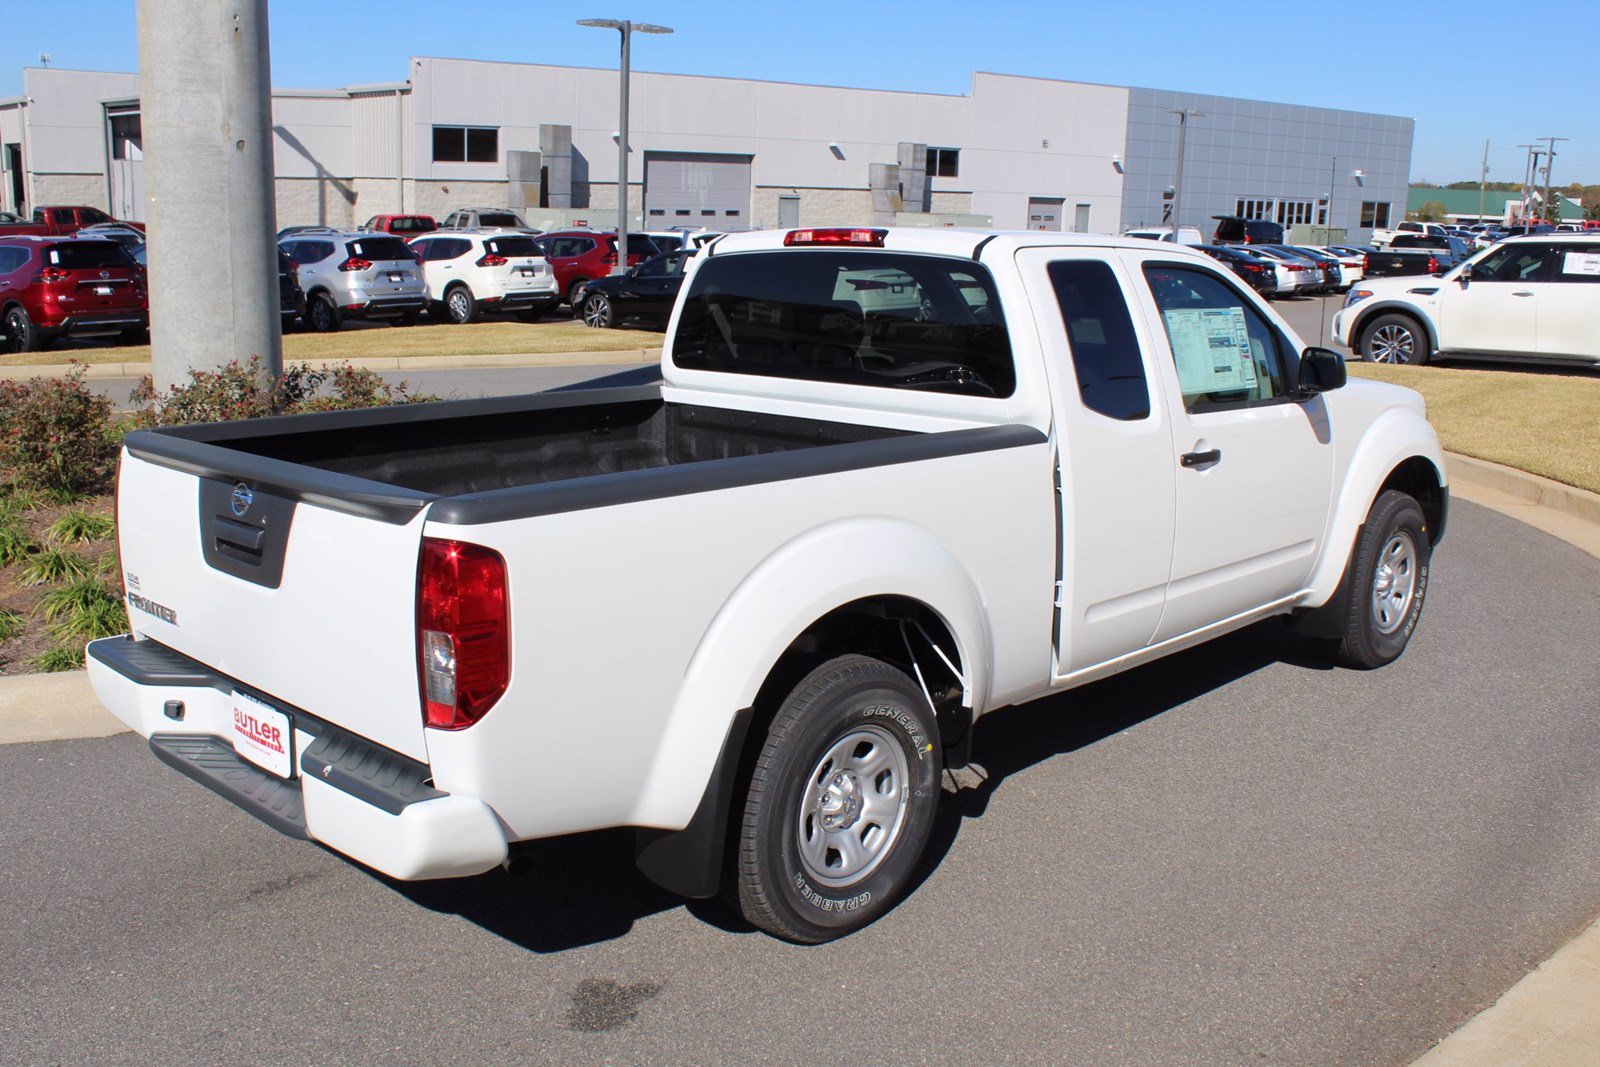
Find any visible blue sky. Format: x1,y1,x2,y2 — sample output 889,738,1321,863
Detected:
3,0,1594,185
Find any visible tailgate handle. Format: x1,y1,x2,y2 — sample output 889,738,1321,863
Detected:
212,515,266,556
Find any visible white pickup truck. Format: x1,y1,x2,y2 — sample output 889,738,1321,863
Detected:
1372,220,1449,248
90,227,1447,943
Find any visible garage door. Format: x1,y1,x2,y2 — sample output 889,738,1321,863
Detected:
644,152,751,228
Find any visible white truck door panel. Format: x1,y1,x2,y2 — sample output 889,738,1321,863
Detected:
1016,248,1176,672
1123,253,1335,641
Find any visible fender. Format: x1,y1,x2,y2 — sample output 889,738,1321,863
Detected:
1302,406,1447,608
1346,297,1440,353
629,516,990,834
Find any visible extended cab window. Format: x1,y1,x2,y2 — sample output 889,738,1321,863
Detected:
1142,264,1289,412
1047,261,1149,421
674,251,1013,397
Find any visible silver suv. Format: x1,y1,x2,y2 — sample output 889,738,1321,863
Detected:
439,207,540,234
277,231,426,332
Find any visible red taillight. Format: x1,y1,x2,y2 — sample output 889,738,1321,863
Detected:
476,253,508,267
784,227,887,247
417,538,510,731
1363,254,1372,271
33,266,72,284
1242,263,1263,272
338,256,372,272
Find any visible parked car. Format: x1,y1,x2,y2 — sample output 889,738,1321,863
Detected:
29,205,145,236
1193,244,1279,298
574,248,696,328
1245,245,1323,294
1372,220,1447,248
278,248,306,331
640,230,687,252
276,225,341,241
1282,246,1345,291
90,227,1446,943
77,223,147,251
276,231,426,332
408,230,561,323
1320,245,1369,285
1210,215,1285,246
1123,226,1204,245
1336,233,1598,366
0,235,148,351
362,214,438,237
439,207,540,234
533,230,660,305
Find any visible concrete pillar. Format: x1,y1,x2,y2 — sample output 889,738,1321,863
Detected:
540,124,573,209
138,0,281,390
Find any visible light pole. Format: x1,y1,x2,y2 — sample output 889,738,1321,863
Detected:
578,18,673,275
1515,144,1538,225
1164,108,1203,238
1537,135,1568,225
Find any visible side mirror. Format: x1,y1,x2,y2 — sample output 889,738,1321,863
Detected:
1457,262,1472,285
1296,347,1347,397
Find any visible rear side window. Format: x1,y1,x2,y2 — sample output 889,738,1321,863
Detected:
347,237,414,261
1554,244,1600,283
435,238,472,261
45,242,133,269
0,247,28,273
1047,261,1150,421
485,236,539,257
607,235,660,258
673,250,1014,397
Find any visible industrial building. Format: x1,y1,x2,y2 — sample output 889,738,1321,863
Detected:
1,59,1413,240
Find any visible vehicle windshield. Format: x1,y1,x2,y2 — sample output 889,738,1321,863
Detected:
673,250,1014,397
46,241,135,269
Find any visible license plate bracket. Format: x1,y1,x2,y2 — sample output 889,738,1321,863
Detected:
231,690,294,779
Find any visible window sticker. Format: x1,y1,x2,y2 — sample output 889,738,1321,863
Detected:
1163,306,1258,394
1561,251,1600,277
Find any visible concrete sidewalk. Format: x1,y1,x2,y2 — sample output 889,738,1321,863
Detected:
0,346,663,380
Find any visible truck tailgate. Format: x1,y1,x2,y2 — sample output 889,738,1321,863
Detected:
116,451,430,762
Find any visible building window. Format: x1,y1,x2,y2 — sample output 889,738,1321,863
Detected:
925,147,959,178
1360,201,1390,229
109,113,142,160
432,125,499,163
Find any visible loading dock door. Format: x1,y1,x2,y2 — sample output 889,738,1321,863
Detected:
644,152,752,228
1027,196,1064,231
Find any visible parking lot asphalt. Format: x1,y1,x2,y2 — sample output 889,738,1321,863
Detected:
4,500,1599,1065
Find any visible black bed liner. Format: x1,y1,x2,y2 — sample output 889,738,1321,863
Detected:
123,384,1045,526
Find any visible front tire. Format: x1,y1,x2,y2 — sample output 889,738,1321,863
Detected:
733,655,942,943
1334,490,1431,669
444,285,477,325
580,292,614,328
1359,312,1430,365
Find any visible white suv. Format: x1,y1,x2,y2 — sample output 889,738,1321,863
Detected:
1334,233,1600,366
408,230,561,323
277,231,426,332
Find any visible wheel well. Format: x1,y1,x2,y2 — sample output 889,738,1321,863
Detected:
1380,456,1446,544
443,280,468,295
749,596,970,766
1356,306,1435,353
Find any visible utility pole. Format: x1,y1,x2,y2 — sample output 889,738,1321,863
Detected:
1478,139,1489,222
1515,144,1538,225
1538,135,1568,225
1163,108,1204,238
138,0,281,390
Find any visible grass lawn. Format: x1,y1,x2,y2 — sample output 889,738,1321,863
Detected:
0,319,659,368
1350,362,1600,495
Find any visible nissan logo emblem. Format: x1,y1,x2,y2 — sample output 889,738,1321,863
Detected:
99,271,110,279
230,483,254,517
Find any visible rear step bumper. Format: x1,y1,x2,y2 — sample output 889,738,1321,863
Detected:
88,635,507,880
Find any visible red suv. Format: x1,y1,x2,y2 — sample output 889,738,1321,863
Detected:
0,236,148,352
533,230,660,305
362,214,437,236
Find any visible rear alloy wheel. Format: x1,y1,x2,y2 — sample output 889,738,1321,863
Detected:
732,654,942,943
581,292,614,329
1359,313,1429,365
444,285,477,325
307,293,341,333
3,306,42,353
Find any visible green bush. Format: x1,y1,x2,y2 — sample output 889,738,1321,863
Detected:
0,518,36,566
42,578,127,642
47,510,116,545
19,548,92,586
0,607,23,642
0,486,47,513
32,645,85,672
130,356,435,427
0,366,118,495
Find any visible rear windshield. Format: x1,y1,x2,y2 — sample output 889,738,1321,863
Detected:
484,236,540,257
46,242,134,269
672,250,1014,397
346,237,415,261
388,216,435,234
606,235,661,258
477,212,524,228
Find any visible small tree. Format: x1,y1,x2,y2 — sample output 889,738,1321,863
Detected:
1415,200,1448,222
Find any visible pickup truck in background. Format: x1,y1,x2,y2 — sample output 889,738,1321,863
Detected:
89,227,1448,943
1372,221,1447,248
23,205,146,237
1362,233,1459,278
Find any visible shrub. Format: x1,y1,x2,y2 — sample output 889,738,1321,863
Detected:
0,520,36,566
19,548,93,586
0,366,118,495
130,357,436,427
33,645,85,672
47,510,116,545
0,607,23,642
0,485,47,513
43,578,127,642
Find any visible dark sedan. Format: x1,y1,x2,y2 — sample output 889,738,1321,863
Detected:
1194,244,1280,298
575,249,695,329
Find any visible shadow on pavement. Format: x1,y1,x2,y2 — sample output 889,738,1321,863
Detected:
390,619,1333,953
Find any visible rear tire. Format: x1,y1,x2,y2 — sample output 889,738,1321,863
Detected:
444,285,476,325
3,306,43,353
1359,312,1430,365
306,292,341,333
1333,490,1431,669
732,655,942,943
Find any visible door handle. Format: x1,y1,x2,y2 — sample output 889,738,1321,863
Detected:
1511,290,1534,297
1181,449,1222,468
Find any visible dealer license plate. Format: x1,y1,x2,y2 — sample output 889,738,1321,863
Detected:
231,690,294,779
95,286,113,296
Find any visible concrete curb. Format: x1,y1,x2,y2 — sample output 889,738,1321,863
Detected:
0,346,662,380
1445,453,1600,528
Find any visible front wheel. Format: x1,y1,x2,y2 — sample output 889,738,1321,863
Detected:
1359,312,1429,365
580,292,614,328
1334,489,1431,669
444,285,477,324
732,655,942,943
